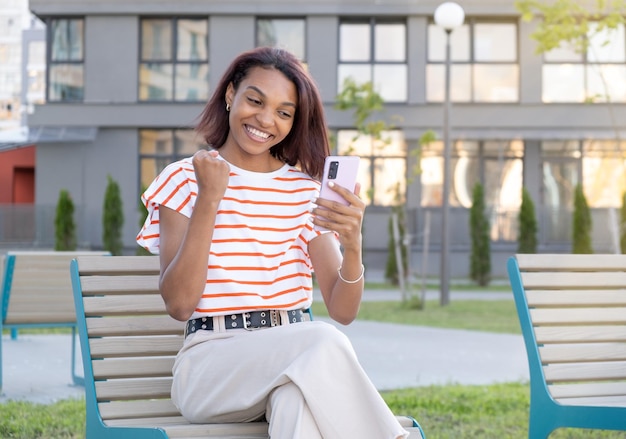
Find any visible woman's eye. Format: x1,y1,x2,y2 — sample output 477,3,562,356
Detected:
278,111,292,118
247,97,261,105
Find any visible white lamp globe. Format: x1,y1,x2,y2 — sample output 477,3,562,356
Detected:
434,2,465,31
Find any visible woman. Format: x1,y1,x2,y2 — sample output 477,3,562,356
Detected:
137,47,409,439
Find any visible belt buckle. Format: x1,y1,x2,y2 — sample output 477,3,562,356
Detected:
242,312,254,331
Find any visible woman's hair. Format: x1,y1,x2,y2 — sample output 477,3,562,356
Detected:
195,47,330,180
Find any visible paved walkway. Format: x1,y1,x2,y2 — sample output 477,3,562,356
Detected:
0,283,528,404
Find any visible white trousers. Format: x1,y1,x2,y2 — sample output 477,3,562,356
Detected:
171,320,409,439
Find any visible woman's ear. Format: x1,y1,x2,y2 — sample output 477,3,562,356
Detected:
225,82,234,108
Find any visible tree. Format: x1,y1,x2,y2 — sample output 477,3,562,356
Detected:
572,183,593,254
385,183,407,286
102,175,124,255
621,192,626,253
518,187,539,253
55,189,77,251
469,182,491,286
516,0,626,57
136,185,152,256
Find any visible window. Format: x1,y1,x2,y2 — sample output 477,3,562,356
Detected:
427,20,519,102
336,130,406,206
543,23,626,103
139,18,209,102
48,18,84,102
582,140,626,207
420,140,523,241
257,18,305,61
139,129,205,190
338,19,407,102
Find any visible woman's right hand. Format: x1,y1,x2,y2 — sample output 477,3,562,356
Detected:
192,149,230,202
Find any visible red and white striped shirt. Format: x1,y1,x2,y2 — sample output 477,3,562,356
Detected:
136,157,327,318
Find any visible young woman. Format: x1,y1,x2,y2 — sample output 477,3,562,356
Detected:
137,47,409,439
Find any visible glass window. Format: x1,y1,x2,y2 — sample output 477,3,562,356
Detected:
338,19,407,102
582,140,626,207
139,129,205,190
139,18,208,102
257,18,306,61
543,23,626,103
427,20,519,103
47,18,84,102
420,139,522,241
337,129,406,206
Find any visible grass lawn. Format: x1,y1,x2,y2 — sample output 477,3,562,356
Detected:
2,385,626,438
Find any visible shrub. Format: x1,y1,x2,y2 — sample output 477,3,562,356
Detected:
572,183,593,254
621,192,626,254
102,175,124,255
517,187,538,253
54,189,76,251
469,182,490,286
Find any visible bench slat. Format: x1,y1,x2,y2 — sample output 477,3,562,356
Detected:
550,382,626,399
89,335,183,358
521,271,626,290
84,295,167,316
105,417,268,436
543,361,626,383
99,399,181,420
93,357,175,379
96,377,172,401
75,255,159,275
516,254,626,271
554,394,626,407
87,316,184,336
534,325,626,344
539,343,626,363
526,290,626,307
530,307,626,325
79,276,160,295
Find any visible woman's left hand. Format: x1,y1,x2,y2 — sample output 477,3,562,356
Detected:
313,182,365,252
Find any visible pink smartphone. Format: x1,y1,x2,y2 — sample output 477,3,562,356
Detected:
315,155,360,231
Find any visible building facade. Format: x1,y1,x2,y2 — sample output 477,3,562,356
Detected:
18,0,626,277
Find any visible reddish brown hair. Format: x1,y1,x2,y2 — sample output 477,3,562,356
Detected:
195,47,330,180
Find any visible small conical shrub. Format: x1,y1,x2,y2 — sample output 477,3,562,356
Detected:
55,189,76,251
572,183,593,254
620,192,626,254
469,182,491,286
102,175,124,255
517,187,538,253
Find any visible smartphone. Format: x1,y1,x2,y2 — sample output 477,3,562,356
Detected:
315,155,360,230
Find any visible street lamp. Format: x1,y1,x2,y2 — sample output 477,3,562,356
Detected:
434,1,464,306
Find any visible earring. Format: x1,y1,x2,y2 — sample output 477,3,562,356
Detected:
226,103,231,112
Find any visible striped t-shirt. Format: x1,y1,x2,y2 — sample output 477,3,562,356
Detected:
136,156,327,319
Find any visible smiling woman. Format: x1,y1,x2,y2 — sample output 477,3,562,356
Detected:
135,47,418,438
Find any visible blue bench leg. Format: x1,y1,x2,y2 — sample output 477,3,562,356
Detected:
71,326,84,386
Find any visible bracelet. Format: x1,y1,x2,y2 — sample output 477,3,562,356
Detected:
337,264,365,284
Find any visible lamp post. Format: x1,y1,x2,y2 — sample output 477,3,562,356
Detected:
434,2,464,306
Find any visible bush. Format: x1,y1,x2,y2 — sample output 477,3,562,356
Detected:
54,189,77,251
621,192,626,254
517,187,538,253
102,175,124,255
385,182,408,286
469,182,490,286
572,183,593,254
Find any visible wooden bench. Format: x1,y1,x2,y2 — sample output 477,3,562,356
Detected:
70,255,426,438
507,254,626,438
0,250,110,391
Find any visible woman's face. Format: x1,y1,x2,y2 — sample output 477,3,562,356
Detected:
224,66,297,159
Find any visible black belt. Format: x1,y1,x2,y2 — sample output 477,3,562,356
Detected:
185,309,306,338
